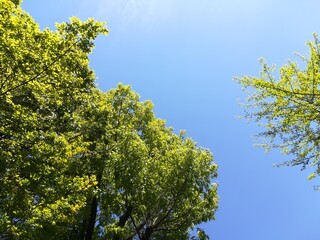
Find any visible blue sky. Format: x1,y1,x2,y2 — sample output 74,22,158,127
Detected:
22,1,320,239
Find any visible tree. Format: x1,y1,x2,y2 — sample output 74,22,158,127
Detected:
0,0,107,238
77,84,218,240
236,33,320,180
0,1,218,239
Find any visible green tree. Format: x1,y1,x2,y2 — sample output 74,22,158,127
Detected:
0,0,107,238
77,85,218,240
0,1,218,239
236,33,320,180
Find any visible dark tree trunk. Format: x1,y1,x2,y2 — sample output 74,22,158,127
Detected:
84,173,102,240
118,206,133,227
84,196,98,240
141,227,153,240
113,206,133,240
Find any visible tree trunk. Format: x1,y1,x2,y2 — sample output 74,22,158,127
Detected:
141,227,153,240
84,196,98,240
113,206,133,240
84,173,102,240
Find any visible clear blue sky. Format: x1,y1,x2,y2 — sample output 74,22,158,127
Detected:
22,1,320,239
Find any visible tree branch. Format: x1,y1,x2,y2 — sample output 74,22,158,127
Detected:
0,41,77,97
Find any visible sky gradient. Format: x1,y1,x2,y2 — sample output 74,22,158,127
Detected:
22,1,320,239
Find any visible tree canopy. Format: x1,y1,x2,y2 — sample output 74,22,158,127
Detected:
78,85,218,239
237,34,320,180
0,1,218,239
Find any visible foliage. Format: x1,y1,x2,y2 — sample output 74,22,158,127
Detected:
78,85,218,239
0,1,218,239
236,33,320,178
0,0,107,238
